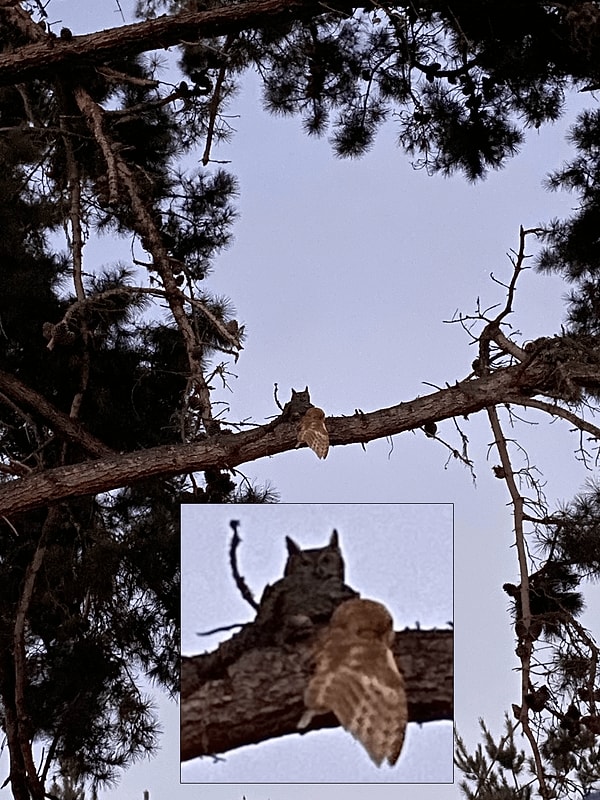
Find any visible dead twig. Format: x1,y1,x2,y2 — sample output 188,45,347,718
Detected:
229,520,259,611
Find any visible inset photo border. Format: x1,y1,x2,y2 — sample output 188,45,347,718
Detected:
181,503,453,784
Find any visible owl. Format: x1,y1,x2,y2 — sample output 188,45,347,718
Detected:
298,598,408,767
252,530,357,643
296,407,329,459
284,529,345,581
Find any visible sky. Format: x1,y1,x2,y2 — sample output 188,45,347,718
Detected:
2,1,600,800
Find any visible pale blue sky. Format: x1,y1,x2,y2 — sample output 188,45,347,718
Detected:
1,1,600,799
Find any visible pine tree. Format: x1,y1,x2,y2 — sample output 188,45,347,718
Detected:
2,0,600,796
0,6,273,799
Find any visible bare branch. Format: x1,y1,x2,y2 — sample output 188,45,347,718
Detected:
229,520,259,611
202,33,237,166
516,397,600,440
59,97,91,423
2,349,597,513
487,405,549,800
73,84,218,433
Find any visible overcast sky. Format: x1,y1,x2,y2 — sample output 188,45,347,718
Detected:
2,1,600,799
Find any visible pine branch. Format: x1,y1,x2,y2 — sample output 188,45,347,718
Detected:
0,369,115,459
2,352,599,514
0,0,363,88
181,628,452,761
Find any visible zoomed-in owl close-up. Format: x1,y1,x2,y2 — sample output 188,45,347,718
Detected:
181,512,453,781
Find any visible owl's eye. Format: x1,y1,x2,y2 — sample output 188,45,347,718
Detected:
317,554,336,574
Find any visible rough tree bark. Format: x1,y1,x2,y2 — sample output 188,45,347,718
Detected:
2,342,599,515
181,628,452,762
0,0,364,88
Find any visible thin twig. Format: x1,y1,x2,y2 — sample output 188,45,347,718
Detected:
202,33,236,166
196,622,243,636
229,520,259,611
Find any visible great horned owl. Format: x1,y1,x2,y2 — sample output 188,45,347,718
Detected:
298,597,408,767
296,407,329,459
255,530,356,644
284,529,344,581
192,531,357,681
280,387,313,423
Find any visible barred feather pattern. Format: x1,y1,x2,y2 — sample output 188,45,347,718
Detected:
296,407,329,459
298,598,407,767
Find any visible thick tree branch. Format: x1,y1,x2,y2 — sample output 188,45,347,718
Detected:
0,0,359,88
181,628,452,762
1,350,599,514
0,369,115,459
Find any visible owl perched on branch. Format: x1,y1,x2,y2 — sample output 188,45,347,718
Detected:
298,598,407,767
296,406,329,459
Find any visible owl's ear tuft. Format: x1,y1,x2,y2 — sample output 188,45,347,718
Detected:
286,536,301,556
330,529,339,547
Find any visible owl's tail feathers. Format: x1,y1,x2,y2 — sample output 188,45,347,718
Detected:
346,711,406,767
385,726,406,766
297,705,405,767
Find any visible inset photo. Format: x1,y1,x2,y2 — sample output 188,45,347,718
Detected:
181,502,453,783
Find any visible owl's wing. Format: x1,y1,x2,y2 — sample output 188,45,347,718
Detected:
298,426,329,459
306,642,407,766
